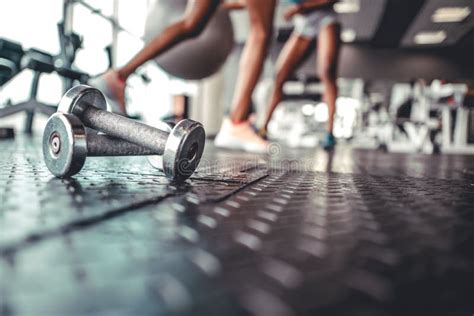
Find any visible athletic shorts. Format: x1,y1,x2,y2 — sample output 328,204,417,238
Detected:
293,9,339,39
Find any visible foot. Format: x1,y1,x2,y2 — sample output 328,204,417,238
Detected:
89,70,127,114
321,132,336,150
250,124,268,141
215,118,269,154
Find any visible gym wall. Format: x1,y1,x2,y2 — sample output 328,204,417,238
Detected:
297,41,474,82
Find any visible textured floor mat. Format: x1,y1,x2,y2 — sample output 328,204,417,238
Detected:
0,137,473,316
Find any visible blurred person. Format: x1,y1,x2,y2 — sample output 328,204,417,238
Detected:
94,0,276,153
260,0,341,150
92,0,221,114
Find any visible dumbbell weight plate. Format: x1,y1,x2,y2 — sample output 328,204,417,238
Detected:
57,84,108,114
42,113,87,177
163,119,205,182
147,119,206,181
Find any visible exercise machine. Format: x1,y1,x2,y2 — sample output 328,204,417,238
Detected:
0,2,89,134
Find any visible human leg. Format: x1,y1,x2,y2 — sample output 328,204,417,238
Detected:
94,0,220,113
262,34,312,131
118,0,221,81
214,0,276,153
317,23,341,135
229,0,276,123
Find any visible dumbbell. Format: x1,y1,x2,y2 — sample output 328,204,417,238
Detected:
43,112,161,177
54,85,205,181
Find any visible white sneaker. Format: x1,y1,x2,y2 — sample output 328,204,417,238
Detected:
214,118,269,154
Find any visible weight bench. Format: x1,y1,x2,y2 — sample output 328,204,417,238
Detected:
0,48,57,133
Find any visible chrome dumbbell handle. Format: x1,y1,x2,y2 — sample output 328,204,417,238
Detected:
85,132,157,156
77,104,169,155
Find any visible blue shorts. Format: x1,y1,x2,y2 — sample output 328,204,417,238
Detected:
293,10,339,39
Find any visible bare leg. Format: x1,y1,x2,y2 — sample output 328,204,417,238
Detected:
99,0,220,112
229,0,276,123
317,23,341,133
118,0,220,80
262,34,312,131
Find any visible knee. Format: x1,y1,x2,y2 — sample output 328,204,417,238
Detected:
252,26,273,47
318,64,337,82
181,18,207,39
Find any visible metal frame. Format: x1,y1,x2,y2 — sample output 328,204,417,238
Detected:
0,71,56,133
0,0,80,133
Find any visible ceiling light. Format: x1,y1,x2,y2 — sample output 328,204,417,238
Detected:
432,7,471,23
414,31,447,44
334,0,360,14
341,29,357,42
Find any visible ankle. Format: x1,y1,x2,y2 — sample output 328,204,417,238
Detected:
230,116,246,125
116,69,128,83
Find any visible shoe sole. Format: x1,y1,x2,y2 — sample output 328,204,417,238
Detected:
214,136,267,154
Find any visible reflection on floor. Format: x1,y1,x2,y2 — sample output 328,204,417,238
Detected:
1,137,473,316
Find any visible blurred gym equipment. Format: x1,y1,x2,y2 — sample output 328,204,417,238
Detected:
436,83,474,153
0,2,89,134
0,38,23,87
254,76,359,147
0,127,14,139
353,80,473,154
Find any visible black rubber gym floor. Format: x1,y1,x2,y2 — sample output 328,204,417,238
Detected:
1,137,473,316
